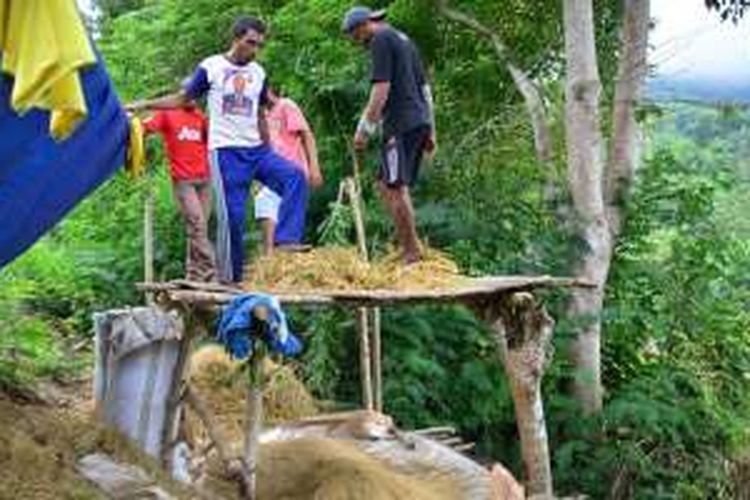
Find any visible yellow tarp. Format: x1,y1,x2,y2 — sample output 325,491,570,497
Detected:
0,0,95,140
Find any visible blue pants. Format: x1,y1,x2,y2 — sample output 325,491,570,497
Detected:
210,145,308,282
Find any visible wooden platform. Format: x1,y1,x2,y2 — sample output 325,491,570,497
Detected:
138,276,593,308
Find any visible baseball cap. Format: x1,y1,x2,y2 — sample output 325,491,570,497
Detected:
342,6,387,34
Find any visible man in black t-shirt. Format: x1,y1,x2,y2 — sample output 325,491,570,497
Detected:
342,6,436,264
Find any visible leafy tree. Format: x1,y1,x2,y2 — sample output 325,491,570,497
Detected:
705,0,750,22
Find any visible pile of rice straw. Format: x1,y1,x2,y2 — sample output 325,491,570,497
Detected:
255,437,461,500
243,245,468,293
185,345,318,450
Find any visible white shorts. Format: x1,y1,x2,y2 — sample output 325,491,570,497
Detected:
254,185,281,222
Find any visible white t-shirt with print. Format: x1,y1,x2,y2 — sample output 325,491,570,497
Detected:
184,55,267,150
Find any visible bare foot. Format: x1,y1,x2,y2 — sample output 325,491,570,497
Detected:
402,251,423,265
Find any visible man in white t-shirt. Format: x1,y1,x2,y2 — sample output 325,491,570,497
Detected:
128,17,308,283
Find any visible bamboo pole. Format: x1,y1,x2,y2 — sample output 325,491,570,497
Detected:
350,154,384,412
344,173,378,411
144,173,155,305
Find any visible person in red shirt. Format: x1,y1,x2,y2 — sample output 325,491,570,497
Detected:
142,102,217,282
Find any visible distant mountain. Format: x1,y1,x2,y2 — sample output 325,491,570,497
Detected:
647,77,750,104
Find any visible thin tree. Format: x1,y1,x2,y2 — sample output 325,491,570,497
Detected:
438,0,651,413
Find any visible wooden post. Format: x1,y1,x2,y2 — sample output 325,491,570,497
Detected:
482,292,555,498
356,307,374,410
345,176,378,411
242,341,266,500
370,307,383,412
160,306,196,469
240,305,273,500
143,173,155,305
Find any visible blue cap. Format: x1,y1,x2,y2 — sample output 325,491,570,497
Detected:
342,6,386,34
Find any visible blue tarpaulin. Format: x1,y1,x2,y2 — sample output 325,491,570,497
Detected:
0,55,128,268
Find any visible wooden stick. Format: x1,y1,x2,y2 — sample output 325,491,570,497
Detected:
344,173,377,412
143,173,155,305
356,307,374,410
241,306,272,500
437,436,464,446
452,442,476,453
370,307,383,412
344,177,368,261
413,426,457,436
242,342,265,500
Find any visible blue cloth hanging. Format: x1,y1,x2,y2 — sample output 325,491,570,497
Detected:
216,293,302,359
0,50,128,268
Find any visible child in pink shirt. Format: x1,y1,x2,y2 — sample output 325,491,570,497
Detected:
255,87,323,254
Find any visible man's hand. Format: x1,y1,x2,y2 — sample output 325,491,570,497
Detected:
308,168,324,189
354,130,369,151
125,101,143,113
424,131,437,159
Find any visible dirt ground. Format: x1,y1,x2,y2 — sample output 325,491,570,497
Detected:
0,348,521,500
0,380,192,500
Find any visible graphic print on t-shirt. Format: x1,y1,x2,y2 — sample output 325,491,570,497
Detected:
221,69,254,117
269,116,284,134
177,125,202,142
185,55,266,149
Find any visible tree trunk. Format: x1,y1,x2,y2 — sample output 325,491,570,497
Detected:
563,0,610,413
606,0,650,238
489,293,555,498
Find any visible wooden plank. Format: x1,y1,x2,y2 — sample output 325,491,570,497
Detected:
138,275,593,308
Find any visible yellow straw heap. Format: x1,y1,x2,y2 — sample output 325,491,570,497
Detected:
243,246,467,293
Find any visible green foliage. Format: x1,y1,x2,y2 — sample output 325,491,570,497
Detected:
2,2,749,498
0,303,78,390
549,107,750,498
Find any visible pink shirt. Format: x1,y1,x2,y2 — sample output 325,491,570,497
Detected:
267,98,310,175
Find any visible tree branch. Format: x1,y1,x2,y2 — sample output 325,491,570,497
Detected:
436,0,553,164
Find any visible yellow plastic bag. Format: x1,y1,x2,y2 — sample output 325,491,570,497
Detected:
126,116,146,177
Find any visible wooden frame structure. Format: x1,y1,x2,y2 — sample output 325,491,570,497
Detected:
140,275,592,498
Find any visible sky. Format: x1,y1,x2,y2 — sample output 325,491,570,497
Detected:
651,0,750,84
77,0,96,17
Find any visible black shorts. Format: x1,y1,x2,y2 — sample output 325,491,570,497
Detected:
378,125,431,187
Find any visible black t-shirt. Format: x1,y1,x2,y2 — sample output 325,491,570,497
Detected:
369,26,430,137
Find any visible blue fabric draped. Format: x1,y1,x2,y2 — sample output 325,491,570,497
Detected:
0,54,127,268
216,294,303,359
